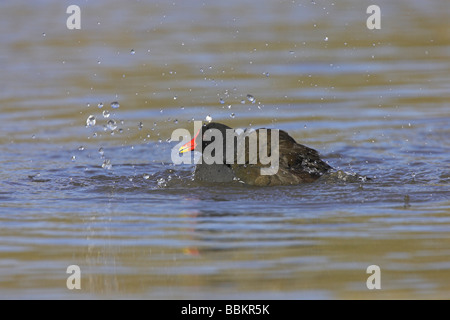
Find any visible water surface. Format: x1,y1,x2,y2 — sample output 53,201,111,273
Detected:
0,0,449,299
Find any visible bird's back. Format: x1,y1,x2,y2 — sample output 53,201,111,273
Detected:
231,129,332,186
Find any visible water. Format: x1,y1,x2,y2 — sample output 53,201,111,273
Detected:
0,0,449,299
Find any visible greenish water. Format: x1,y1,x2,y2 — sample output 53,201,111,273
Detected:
0,0,449,299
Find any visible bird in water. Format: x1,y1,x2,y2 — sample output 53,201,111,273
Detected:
179,122,333,186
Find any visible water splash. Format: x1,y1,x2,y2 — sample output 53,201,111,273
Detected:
102,159,112,170
157,178,167,188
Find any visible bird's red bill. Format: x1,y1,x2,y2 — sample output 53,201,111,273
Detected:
179,128,200,153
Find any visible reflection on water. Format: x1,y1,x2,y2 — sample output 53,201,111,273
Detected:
0,0,449,299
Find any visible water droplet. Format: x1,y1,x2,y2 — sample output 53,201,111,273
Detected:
205,115,212,123
102,110,110,118
138,122,143,130
86,115,96,126
130,49,135,55
246,94,255,103
78,146,85,151
110,101,120,109
97,102,104,108
106,119,117,131
143,173,150,180
102,159,112,170
230,113,235,118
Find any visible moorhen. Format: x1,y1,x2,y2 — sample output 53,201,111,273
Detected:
179,122,332,186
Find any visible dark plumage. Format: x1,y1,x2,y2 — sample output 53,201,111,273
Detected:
180,122,332,186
